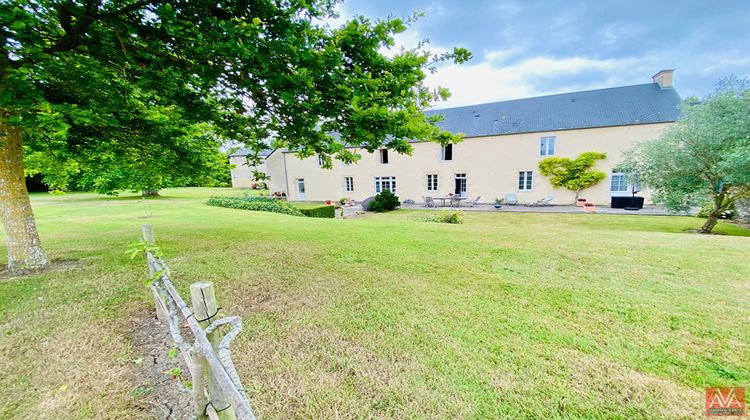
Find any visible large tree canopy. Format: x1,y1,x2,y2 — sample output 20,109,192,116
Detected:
0,0,470,272
624,78,750,233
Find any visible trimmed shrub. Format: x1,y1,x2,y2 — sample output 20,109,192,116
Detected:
365,190,400,212
206,196,304,217
298,205,335,218
425,210,464,224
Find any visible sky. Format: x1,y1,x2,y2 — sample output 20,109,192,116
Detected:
330,0,750,109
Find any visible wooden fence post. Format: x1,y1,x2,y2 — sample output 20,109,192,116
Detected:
142,223,156,245
189,347,209,419
142,224,167,321
190,282,237,420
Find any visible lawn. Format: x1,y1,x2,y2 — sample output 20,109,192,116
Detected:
1,188,749,418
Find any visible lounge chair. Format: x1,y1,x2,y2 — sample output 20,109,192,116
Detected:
528,195,555,206
505,193,518,205
424,196,436,208
466,196,481,207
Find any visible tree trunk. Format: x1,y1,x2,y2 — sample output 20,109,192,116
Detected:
699,212,720,234
699,187,729,234
573,189,581,205
142,189,160,197
0,115,49,272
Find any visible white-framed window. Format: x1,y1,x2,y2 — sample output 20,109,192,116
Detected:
345,177,354,192
518,171,533,191
318,155,324,166
427,174,438,191
611,170,628,192
540,136,556,156
375,176,396,193
379,149,389,164
441,144,453,161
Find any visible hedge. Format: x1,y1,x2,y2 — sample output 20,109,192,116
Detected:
297,204,335,218
206,196,304,217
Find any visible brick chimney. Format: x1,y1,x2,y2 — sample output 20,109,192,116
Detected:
652,69,674,89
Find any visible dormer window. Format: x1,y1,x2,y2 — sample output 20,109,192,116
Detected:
441,144,453,161
380,149,389,164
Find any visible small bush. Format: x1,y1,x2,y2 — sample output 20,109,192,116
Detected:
425,211,464,224
366,190,400,212
206,196,304,217
297,205,335,218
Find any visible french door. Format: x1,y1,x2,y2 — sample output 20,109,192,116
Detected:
454,173,467,197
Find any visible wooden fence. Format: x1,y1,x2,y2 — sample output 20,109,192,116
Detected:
141,224,256,420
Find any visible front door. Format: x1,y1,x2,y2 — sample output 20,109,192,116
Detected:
454,173,467,197
296,178,306,200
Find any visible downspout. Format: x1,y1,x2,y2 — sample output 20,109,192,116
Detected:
282,152,290,199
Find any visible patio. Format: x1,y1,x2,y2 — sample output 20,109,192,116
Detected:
398,202,688,216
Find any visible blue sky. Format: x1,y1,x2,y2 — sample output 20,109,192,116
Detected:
333,0,750,108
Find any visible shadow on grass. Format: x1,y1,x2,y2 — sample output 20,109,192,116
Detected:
0,259,83,281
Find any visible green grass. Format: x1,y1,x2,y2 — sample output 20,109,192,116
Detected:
1,187,749,418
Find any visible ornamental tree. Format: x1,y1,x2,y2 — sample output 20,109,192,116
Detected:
0,0,470,272
538,152,607,203
623,78,750,234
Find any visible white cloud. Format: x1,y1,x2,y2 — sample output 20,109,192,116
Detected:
426,55,655,108
485,47,523,64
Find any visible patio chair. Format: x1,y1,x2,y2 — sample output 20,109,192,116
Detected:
505,193,518,205
449,197,462,208
466,196,481,207
528,195,555,206
424,196,437,208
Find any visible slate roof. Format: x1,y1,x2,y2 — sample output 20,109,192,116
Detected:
231,82,681,155
229,148,273,158
424,83,681,137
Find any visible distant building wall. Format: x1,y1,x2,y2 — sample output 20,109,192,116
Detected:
229,155,267,188
264,151,288,194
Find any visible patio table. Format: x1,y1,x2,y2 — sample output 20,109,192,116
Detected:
433,196,467,207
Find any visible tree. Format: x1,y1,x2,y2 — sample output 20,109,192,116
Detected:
538,152,607,203
624,78,750,234
1,1,470,272
23,111,232,196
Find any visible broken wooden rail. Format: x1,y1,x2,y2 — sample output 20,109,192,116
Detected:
141,224,256,420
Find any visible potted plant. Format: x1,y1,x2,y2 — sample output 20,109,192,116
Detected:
494,197,504,209
576,198,587,207
583,202,596,213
